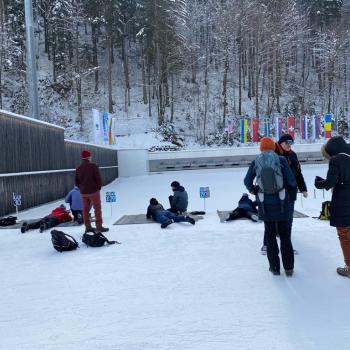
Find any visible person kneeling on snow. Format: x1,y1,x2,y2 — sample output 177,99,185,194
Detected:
21,204,72,233
65,185,84,224
147,198,195,228
168,181,188,214
225,193,259,222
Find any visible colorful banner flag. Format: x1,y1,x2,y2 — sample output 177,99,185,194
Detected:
240,119,248,143
264,118,271,137
275,116,284,141
324,113,332,139
108,117,116,145
102,111,109,145
311,115,320,141
92,109,102,144
300,115,309,140
287,115,295,139
251,117,259,143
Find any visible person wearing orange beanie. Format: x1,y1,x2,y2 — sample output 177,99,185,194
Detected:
259,137,276,152
244,138,297,276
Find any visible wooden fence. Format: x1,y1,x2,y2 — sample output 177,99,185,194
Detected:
0,110,118,217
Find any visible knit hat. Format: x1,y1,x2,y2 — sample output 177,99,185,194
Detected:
81,150,91,159
171,181,180,188
260,137,276,152
150,198,158,205
278,134,294,144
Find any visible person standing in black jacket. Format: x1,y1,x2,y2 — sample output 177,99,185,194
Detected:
261,134,308,254
315,136,350,278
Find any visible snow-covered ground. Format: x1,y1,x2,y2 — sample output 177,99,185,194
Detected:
1,164,350,350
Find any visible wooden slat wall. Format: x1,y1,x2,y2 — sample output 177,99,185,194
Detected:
0,111,118,216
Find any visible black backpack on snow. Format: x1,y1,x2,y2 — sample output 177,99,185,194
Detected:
0,216,17,226
82,232,117,247
51,230,79,252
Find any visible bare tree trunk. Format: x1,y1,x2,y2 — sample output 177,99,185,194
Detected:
222,37,229,127
92,24,99,92
141,42,148,104
75,23,83,131
107,34,113,113
170,73,174,122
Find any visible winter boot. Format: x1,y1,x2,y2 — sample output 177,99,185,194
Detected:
251,214,259,222
39,222,47,233
161,219,173,229
185,216,195,225
336,266,350,278
269,267,280,276
285,269,294,277
95,224,109,233
20,222,28,234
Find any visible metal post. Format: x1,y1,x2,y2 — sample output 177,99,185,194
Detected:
24,0,40,119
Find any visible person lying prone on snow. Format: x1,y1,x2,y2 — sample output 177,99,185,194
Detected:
20,204,72,233
146,198,195,229
225,193,259,222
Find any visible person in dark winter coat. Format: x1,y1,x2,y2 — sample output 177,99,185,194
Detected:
21,205,72,233
261,133,308,253
147,198,195,228
244,137,297,276
315,136,350,277
225,193,259,222
168,181,189,214
75,150,108,234
65,185,83,223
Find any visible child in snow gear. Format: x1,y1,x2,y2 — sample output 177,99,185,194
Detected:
21,205,72,233
147,198,195,228
82,232,118,247
75,150,109,234
168,181,189,214
51,230,79,252
65,185,84,224
315,136,350,277
225,193,259,222
244,137,297,276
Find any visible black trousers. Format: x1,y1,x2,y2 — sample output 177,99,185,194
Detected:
27,216,59,231
227,208,256,222
264,221,294,272
71,209,83,222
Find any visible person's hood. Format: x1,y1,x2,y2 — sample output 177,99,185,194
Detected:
73,185,80,190
175,186,185,192
324,136,350,157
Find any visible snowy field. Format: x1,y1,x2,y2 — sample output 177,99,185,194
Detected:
1,164,350,350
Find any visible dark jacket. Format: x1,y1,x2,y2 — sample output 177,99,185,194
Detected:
244,154,297,222
315,137,350,227
171,186,188,213
275,142,307,198
147,203,165,221
75,160,102,195
237,195,258,213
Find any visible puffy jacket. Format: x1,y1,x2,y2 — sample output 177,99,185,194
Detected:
275,142,307,198
315,137,350,227
244,153,297,222
75,160,102,195
48,207,72,223
65,186,83,211
237,195,258,213
171,186,188,213
146,203,165,221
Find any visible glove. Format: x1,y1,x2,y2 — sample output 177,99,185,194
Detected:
314,176,325,189
250,185,259,195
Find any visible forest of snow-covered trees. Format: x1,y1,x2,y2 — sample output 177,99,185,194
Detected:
0,0,349,145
